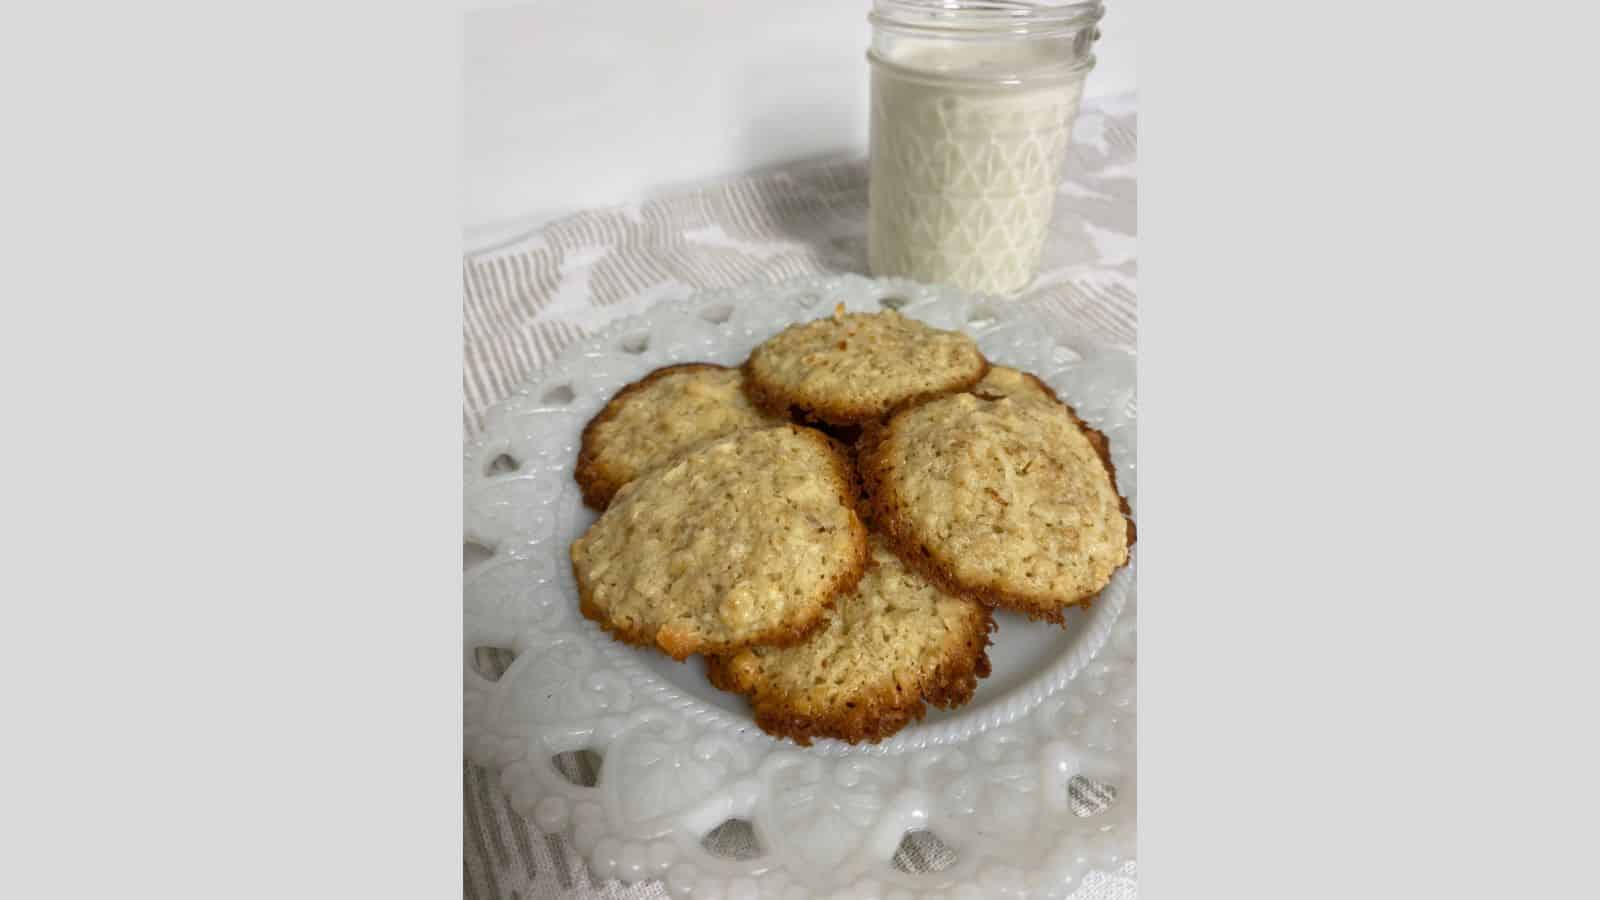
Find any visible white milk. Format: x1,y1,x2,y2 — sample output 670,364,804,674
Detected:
868,45,1087,296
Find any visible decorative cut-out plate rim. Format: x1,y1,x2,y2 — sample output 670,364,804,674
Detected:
464,274,1137,900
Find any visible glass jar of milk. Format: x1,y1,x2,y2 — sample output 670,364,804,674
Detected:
867,0,1103,295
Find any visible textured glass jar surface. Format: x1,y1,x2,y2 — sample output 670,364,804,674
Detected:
868,65,1085,295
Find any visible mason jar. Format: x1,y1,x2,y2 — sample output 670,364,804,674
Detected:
866,0,1104,296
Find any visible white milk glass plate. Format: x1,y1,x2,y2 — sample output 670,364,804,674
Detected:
464,274,1137,900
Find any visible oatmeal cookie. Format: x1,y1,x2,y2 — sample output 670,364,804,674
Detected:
744,309,987,426
706,536,994,745
859,391,1133,623
575,363,786,509
572,425,868,660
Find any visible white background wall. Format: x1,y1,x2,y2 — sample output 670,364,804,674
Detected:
463,0,1135,243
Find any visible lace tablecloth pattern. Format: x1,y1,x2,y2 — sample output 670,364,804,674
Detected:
463,93,1137,900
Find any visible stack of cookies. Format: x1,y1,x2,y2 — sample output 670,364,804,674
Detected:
570,306,1133,745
